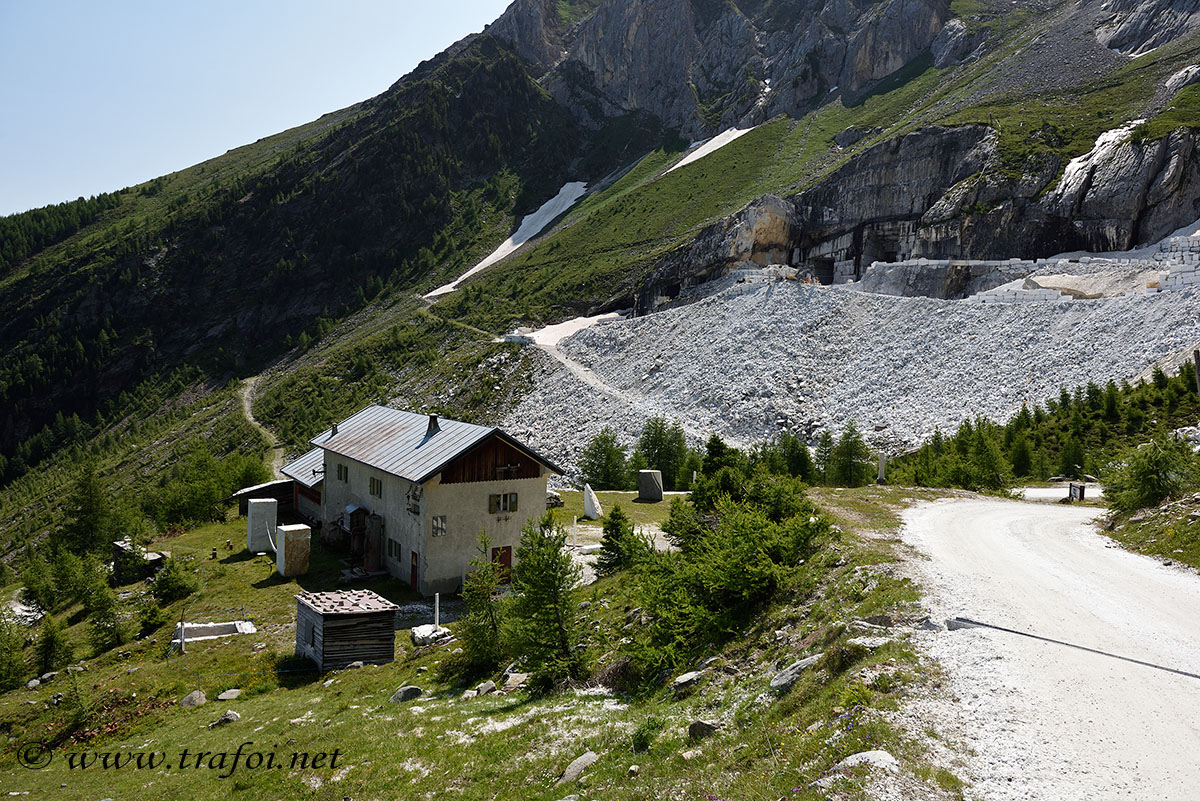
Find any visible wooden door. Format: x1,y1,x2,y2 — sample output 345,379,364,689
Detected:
491,546,512,584
410,551,419,589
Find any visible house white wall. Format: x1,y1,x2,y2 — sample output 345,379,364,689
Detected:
321,454,425,580
320,452,549,595
422,471,549,595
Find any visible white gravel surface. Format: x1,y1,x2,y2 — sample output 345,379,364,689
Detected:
897,497,1200,800
504,281,1200,475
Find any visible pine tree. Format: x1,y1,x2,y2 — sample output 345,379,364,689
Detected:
36,614,73,673
637,418,687,491
815,431,835,485
0,611,25,691
1010,434,1032,477
579,427,627,490
828,422,872,487
507,514,585,691
596,505,652,576
62,462,111,553
456,534,508,676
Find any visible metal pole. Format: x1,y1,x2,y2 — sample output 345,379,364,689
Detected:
179,607,186,654
433,592,440,629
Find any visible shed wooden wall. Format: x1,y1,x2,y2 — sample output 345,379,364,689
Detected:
295,603,396,671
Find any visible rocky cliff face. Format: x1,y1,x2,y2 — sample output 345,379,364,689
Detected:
1093,0,1200,56
492,0,951,139
633,121,1200,310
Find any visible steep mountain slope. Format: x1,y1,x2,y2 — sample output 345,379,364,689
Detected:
3,0,1200,545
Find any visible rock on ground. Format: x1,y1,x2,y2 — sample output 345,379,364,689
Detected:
558,750,599,784
389,686,424,703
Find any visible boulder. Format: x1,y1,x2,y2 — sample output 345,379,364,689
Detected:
847,636,893,650
769,654,823,693
179,690,207,708
208,710,240,728
411,624,451,646
475,680,496,696
688,720,722,740
459,689,478,701
836,749,899,772
216,688,242,701
557,750,599,784
25,679,39,690
503,672,529,692
671,669,707,692
637,470,664,502
583,483,603,520
389,685,424,703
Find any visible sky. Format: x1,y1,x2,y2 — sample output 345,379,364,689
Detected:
0,0,514,216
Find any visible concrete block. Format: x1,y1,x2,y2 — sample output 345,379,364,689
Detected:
276,524,311,577
638,470,664,502
247,498,277,553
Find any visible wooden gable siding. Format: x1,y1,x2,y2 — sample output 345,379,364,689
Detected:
440,435,541,484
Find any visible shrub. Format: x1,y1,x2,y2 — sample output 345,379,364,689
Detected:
36,614,73,673
138,600,169,634
151,557,199,604
0,611,25,690
1106,436,1200,514
631,715,666,752
86,583,128,653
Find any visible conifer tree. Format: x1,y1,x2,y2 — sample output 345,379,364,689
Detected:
507,514,585,691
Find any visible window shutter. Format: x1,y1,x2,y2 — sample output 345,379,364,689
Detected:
509,492,518,512
489,494,499,514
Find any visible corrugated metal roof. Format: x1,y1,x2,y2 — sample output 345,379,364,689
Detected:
310,405,561,483
281,447,325,488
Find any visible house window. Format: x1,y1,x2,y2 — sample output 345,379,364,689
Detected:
388,538,400,558
488,493,518,513
369,477,382,497
336,463,348,482
432,515,447,537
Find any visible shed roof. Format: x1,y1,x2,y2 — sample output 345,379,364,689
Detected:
281,448,325,489
296,589,401,616
310,405,561,484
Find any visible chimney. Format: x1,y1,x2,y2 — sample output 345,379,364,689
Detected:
426,413,440,437
331,421,338,436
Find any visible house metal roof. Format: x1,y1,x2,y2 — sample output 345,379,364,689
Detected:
281,447,325,489
309,405,561,484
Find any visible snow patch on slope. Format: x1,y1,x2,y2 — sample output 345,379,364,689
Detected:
666,127,757,174
426,181,587,298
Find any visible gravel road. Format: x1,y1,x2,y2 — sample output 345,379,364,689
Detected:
899,497,1200,800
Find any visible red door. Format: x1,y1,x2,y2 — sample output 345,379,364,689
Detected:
410,551,419,589
491,546,512,584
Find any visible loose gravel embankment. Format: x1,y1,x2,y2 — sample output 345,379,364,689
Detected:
503,282,1200,475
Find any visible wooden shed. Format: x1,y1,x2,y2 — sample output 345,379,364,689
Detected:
294,589,400,671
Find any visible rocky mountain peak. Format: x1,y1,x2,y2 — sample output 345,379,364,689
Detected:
490,0,951,138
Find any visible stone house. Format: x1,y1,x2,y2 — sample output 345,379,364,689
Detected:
282,405,560,595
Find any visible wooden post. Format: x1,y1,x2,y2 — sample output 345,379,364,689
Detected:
1193,349,1200,399
178,607,186,654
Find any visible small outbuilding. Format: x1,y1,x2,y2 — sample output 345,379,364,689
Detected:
294,589,400,671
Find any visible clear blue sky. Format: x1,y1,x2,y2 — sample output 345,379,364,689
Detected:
0,1,514,216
